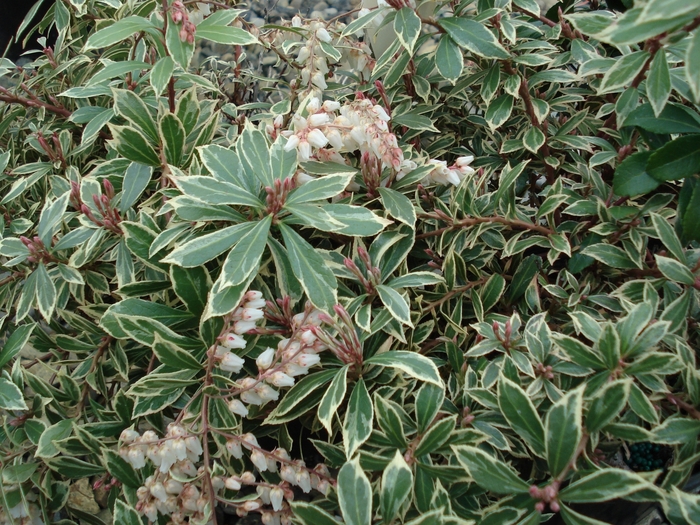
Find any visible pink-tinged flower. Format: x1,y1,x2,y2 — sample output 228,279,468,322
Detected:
270,487,285,511
222,333,247,349
233,320,257,334
255,382,280,402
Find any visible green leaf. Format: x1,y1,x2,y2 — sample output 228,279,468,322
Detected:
238,125,273,187
121,222,168,272
289,502,340,525
286,173,354,205
219,216,271,288
36,420,74,458
485,94,514,131
586,380,630,434
613,151,659,197
651,212,687,264
678,175,700,243
391,112,438,132
628,382,659,424
546,387,583,478
380,450,413,524
379,187,416,228
195,19,258,45
112,88,158,142
687,28,700,102
103,450,141,488
386,271,444,288
366,351,442,386
162,223,253,267
498,376,546,456
452,445,530,494
152,333,201,370
113,500,142,525
376,285,412,327
0,323,35,368
109,125,160,166
343,379,373,458
435,35,463,82
119,162,153,213
560,468,652,502
651,417,700,444
44,457,105,478
439,17,510,59
270,135,298,182
150,56,175,97
35,263,57,321
599,52,650,94
198,144,250,190
265,370,337,424
38,192,69,247
279,223,338,312
321,204,392,236
0,377,27,410
84,16,156,50
394,7,421,54
513,0,540,17
375,396,406,448
523,126,546,153
170,265,210,316
172,175,263,207
159,113,186,166
414,415,456,457
655,255,695,285
318,365,349,434
646,51,671,116
647,135,700,182
338,457,372,525
581,244,639,269
414,382,445,434
624,103,700,134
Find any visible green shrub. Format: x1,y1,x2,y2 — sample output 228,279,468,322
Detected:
0,0,699,524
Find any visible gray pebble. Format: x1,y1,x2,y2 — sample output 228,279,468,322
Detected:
313,1,329,10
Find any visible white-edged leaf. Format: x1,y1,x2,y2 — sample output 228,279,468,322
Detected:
338,457,372,525
376,285,412,326
366,351,442,386
84,16,156,50
318,365,350,434
380,450,413,524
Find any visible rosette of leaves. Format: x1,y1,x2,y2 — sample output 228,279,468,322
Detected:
0,1,699,525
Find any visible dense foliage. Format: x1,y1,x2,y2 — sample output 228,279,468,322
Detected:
1,0,699,524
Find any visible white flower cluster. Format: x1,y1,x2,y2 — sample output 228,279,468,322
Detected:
0,495,44,525
224,434,331,525
422,155,476,186
120,424,205,524
291,17,338,91
282,95,403,172
214,290,267,374
227,309,326,418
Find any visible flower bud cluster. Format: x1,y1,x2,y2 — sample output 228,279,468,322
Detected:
293,20,338,91
224,436,331,496
227,308,326,417
214,290,267,374
72,179,123,234
119,425,206,524
420,156,476,187
19,235,54,265
282,94,402,172
170,0,196,44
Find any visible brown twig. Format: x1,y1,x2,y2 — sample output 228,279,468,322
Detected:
416,213,554,240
